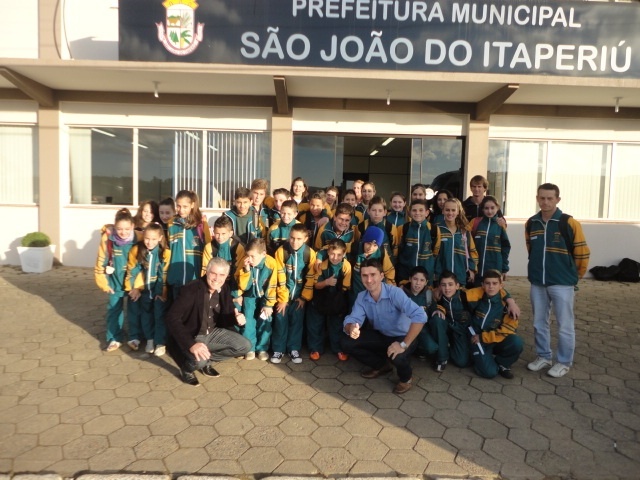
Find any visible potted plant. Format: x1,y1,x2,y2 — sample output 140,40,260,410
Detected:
17,232,56,273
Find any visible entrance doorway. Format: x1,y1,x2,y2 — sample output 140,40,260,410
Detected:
293,133,464,200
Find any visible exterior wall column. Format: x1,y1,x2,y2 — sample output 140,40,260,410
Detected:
463,119,490,198
270,114,293,190
38,107,61,262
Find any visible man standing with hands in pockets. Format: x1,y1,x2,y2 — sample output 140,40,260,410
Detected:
341,258,427,394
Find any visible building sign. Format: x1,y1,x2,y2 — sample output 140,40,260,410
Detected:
119,0,640,78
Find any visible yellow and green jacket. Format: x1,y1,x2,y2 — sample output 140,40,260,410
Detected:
94,230,139,296
466,286,517,344
234,254,280,307
125,244,171,299
525,209,590,286
275,244,317,302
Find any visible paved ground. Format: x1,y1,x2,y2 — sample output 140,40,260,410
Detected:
0,266,639,479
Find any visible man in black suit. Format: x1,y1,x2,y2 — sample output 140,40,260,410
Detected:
165,257,251,385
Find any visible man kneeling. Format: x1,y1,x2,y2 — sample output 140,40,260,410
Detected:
165,257,251,386
341,258,427,394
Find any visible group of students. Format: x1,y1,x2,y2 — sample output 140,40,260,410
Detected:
94,174,522,379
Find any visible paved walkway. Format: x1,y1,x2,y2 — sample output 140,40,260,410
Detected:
0,266,639,479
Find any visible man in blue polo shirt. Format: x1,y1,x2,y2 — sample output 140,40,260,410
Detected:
341,258,427,394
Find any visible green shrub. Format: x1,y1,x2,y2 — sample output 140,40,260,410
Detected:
21,232,51,248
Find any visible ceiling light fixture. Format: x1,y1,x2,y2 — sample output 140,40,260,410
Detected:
614,96,621,113
153,81,159,98
386,90,391,106
381,137,395,146
370,149,379,156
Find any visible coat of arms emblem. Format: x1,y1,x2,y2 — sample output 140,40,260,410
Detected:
156,0,204,56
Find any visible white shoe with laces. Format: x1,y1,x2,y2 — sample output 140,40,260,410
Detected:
289,350,302,364
527,356,552,372
547,363,570,378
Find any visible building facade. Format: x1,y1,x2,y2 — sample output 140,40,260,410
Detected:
1,0,640,274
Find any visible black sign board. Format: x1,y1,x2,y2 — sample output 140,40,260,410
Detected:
119,0,640,78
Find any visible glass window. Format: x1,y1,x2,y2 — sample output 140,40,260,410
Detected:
0,125,38,204
488,138,640,220
488,140,545,217
138,129,174,202
293,135,344,193
70,127,133,205
610,143,640,220
411,137,464,198
70,127,271,208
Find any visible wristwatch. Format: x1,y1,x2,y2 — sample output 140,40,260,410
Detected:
399,341,407,349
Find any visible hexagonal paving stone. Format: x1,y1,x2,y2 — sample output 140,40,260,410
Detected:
279,417,319,436
186,408,225,426
164,447,210,472
221,399,258,417
149,416,190,436
483,437,526,463
133,435,179,459
311,392,345,409
443,427,484,450
108,425,151,447
249,407,287,427
239,446,284,472
382,448,428,474
205,435,250,460
88,446,136,471
343,417,382,437
281,399,318,417
245,425,285,447
83,415,125,436
277,436,320,460
62,434,109,459
175,425,218,448
214,415,254,436
311,447,356,474
311,426,351,447
469,418,508,439
346,436,389,460
311,408,348,427
257,378,292,393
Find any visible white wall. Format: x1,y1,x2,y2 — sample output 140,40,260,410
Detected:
502,220,640,279
0,206,39,264
61,0,119,60
0,0,38,59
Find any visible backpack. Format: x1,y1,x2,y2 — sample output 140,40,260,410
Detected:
526,213,574,255
617,258,640,282
589,265,620,282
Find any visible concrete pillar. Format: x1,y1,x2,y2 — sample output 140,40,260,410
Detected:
39,0,59,60
270,114,293,190
38,107,61,262
463,119,490,198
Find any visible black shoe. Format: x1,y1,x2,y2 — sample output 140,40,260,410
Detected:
180,369,200,386
498,365,514,379
200,364,220,378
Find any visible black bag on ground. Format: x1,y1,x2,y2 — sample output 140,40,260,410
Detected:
617,258,640,282
589,265,620,281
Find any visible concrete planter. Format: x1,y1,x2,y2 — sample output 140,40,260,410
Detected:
17,245,56,273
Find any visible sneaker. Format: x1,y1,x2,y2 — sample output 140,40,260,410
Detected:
154,345,166,357
547,363,570,378
271,352,284,364
498,365,514,379
309,351,320,361
527,356,553,372
257,351,269,361
145,340,155,354
245,351,256,360
290,351,302,364
393,378,413,394
337,352,349,361
105,341,121,352
127,339,140,351
434,360,447,372
200,365,220,378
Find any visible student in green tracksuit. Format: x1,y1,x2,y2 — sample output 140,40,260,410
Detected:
397,200,438,286
466,270,523,379
401,266,438,361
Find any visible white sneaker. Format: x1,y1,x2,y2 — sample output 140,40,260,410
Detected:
547,363,570,378
527,356,552,372
127,339,140,351
257,351,269,361
289,350,302,364
271,352,284,364
245,351,256,360
145,340,155,354
105,341,121,352
154,345,166,357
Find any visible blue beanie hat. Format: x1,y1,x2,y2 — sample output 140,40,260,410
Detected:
362,226,384,245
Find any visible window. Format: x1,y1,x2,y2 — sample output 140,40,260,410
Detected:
488,139,640,220
69,127,271,208
0,125,38,204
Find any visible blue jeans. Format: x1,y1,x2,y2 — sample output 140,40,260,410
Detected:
530,284,575,365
